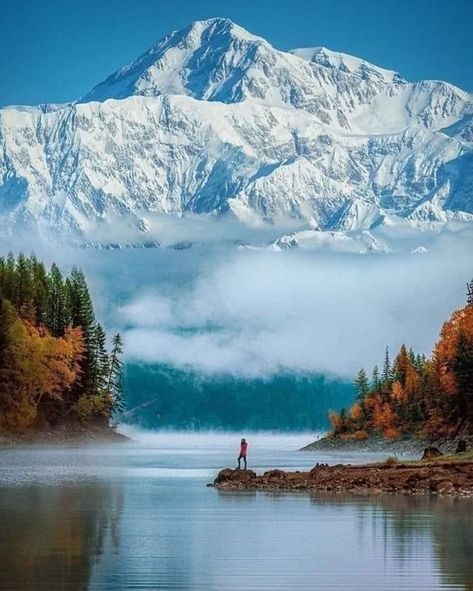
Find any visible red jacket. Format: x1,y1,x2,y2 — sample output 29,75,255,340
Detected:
239,442,248,456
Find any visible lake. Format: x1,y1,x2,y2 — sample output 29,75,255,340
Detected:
0,430,472,590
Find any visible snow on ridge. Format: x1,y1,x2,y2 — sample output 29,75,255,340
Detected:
1,18,473,247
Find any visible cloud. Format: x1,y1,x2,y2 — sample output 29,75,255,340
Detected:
115,228,473,378
3,220,472,379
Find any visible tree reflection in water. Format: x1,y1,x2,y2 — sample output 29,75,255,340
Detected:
0,483,123,591
310,494,473,591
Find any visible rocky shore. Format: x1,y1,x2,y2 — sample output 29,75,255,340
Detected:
211,455,473,497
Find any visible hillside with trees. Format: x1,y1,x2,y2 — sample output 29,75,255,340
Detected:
329,280,473,442
0,253,124,439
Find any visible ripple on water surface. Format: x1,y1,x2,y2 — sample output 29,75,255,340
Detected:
0,432,472,590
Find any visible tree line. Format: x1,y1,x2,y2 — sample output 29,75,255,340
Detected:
0,253,124,431
330,279,473,441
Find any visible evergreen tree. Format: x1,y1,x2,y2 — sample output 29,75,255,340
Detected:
452,330,473,426
382,346,391,383
354,368,369,401
467,279,473,307
47,264,69,336
67,267,98,394
94,324,110,393
31,257,50,325
14,253,34,318
371,365,380,392
1,253,16,302
107,333,125,412
393,344,409,387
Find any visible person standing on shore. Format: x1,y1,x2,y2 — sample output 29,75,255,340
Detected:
237,438,248,469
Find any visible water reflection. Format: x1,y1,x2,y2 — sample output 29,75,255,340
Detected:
0,483,123,591
0,438,472,590
311,494,473,591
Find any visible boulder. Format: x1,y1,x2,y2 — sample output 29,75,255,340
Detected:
213,468,256,486
262,469,287,481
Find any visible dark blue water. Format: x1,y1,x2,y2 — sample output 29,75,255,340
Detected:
0,431,472,590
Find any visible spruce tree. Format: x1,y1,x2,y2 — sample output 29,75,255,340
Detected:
382,346,391,383
47,264,69,337
31,257,49,325
14,253,34,317
94,324,110,393
393,344,409,387
452,330,473,426
467,279,473,307
107,333,125,412
1,253,16,302
371,365,380,392
354,368,369,401
67,267,98,394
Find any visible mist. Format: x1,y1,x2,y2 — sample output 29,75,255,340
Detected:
2,221,472,380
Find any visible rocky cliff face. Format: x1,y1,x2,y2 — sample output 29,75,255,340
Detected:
1,18,472,244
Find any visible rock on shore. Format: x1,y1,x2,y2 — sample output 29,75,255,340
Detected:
211,460,473,497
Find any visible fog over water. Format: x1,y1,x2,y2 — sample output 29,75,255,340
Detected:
1,432,472,590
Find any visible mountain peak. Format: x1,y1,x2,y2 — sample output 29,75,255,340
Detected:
81,18,268,104
186,18,264,42
2,19,472,244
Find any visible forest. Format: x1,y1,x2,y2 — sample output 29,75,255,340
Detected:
0,253,123,432
330,280,473,441
123,364,354,431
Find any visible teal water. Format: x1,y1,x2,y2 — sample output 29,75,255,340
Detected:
0,431,472,591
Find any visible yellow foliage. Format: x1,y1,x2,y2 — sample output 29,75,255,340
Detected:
391,381,404,402
350,403,363,421
0,301,85,430
434,306,473,396
352,429,369,441
73,392,114,422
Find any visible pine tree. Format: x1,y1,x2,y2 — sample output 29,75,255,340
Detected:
47,264,69,337
107,333,125,412
393,344,409,387
31,256,50,325
14,254,34,317
371,365,380,392
94,324,110,393
467,279,473,307
382,346,391,383
354,368,369,401
67,267,98,394
452,330,473,426
1,253,16,302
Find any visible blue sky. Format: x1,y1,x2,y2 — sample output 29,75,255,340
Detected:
1,0,472,107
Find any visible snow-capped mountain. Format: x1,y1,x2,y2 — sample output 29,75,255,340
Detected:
0,17,472,243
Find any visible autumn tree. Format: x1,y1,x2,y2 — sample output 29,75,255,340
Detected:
0,254,126,431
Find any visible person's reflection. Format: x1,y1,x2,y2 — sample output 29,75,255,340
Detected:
0,483,123,591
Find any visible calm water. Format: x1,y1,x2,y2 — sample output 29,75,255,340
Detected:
0,430,472,591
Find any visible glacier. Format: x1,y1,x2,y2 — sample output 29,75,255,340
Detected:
0,17,472,246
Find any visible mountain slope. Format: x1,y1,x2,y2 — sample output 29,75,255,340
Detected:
0,18,472,243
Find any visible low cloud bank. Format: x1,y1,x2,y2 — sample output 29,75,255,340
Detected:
3,222,471,380
115,229,473,378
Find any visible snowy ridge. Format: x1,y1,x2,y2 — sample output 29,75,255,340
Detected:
0,18,473,244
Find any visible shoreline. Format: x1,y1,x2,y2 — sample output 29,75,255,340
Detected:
0,423,129,447
211,453,473,497
301,434,470,456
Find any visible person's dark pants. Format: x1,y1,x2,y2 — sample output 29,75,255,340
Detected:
238,455,247,469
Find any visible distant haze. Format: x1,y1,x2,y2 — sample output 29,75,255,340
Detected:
7,224,463,380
